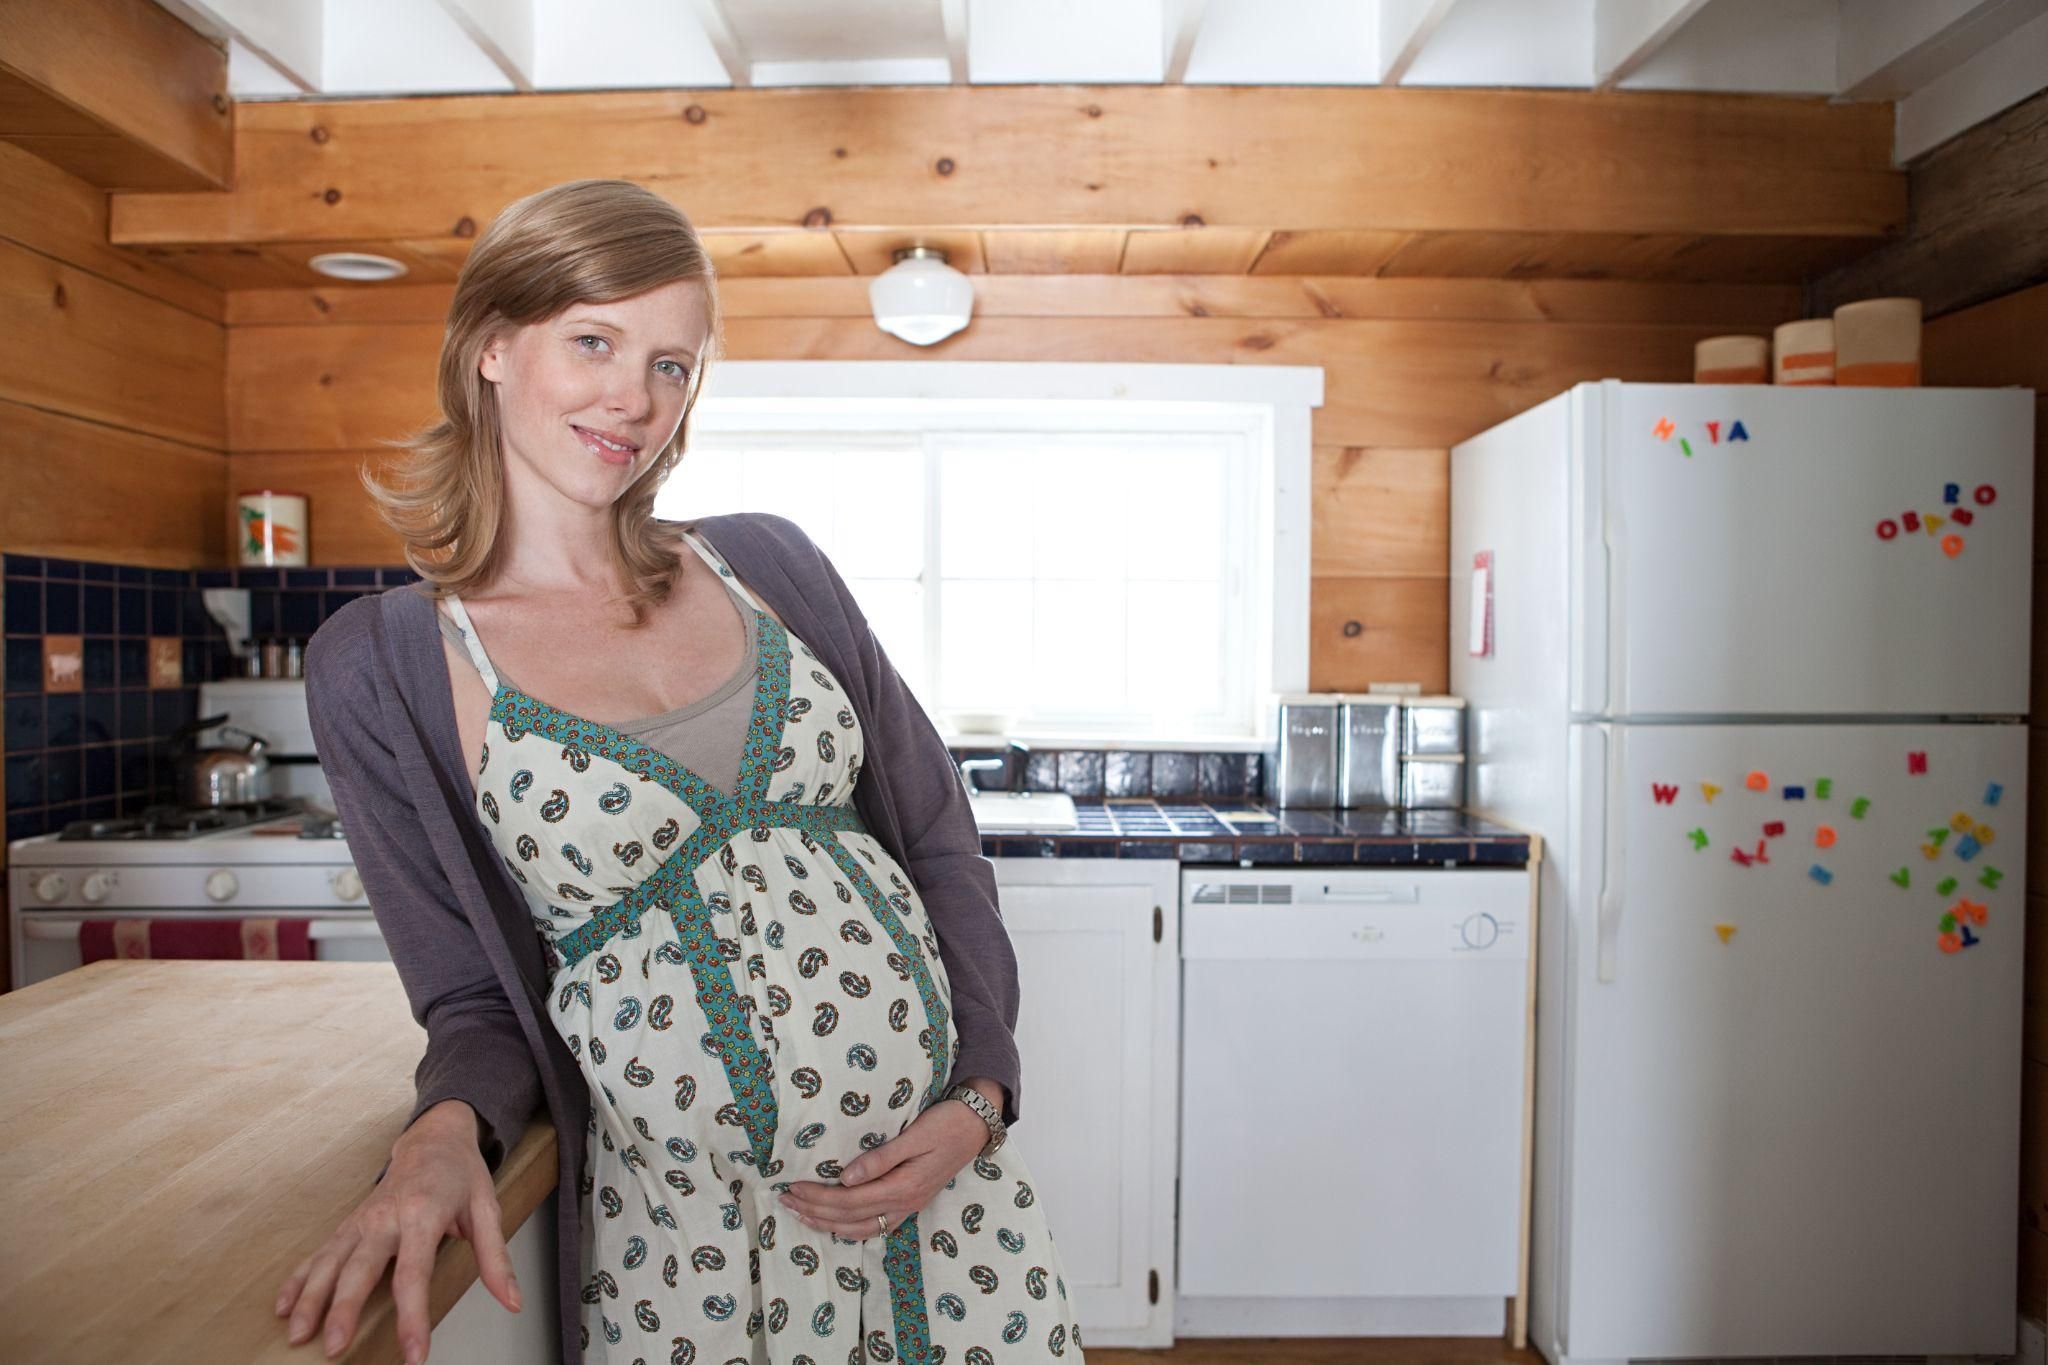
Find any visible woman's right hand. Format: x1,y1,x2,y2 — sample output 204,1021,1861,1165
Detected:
275,1099,522,1364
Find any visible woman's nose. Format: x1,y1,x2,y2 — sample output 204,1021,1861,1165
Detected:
607,377,654,422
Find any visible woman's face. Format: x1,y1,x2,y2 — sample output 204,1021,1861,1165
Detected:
478,277,711,511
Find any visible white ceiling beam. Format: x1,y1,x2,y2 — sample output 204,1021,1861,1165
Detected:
1379,0,1461,85
154,0,323,92
1593,0,1712,90
1895,6,2048,161
939,0,970,82
1838,0,2048,101
1163,0,1213,84
432,0,535,92
681,0,751,88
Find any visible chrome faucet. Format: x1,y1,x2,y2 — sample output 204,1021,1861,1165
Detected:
956,741,1030,794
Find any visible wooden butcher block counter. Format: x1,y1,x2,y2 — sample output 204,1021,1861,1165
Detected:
0,960,556,1364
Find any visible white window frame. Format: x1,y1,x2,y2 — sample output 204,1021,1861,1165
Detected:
685,360,1322,748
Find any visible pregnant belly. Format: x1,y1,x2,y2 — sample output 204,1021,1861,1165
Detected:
549,925,953,1180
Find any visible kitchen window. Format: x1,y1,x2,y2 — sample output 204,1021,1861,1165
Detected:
658,362,1320,742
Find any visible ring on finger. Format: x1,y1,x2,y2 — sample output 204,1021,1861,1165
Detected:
875,1213,888,1237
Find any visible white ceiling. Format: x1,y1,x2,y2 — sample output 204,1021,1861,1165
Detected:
156,0,2048,165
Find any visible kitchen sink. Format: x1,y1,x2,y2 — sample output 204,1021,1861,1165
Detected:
966,790,1079,833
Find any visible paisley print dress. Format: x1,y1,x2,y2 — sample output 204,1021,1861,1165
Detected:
442,531,1085,1365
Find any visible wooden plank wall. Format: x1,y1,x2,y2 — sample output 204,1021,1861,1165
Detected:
1924,280,2048,1322
222,275,1801,691
0,140,226,996
0,142,227,564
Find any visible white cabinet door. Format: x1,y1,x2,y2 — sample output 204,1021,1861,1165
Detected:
990,857,1180,1348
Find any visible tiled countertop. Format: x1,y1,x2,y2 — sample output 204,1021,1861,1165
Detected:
979,801,1532,867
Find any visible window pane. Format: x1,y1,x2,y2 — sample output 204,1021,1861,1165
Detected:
663,413,1259,737
939,579,1032,714
852,578,927,701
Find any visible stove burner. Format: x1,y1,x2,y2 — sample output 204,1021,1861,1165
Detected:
56,796,307,841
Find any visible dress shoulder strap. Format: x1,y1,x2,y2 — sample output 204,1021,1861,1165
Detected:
439,594,502,693
682,528,768,616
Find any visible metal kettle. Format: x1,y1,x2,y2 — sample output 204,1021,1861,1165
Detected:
169,712,273,808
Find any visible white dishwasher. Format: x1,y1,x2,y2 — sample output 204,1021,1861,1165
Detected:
1176,865,1530,1337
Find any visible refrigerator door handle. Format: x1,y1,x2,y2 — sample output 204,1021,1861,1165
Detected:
1589,724,1623,983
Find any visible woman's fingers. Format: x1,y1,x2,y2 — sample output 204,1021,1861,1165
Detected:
464,1185,523,1314
285,1233,357,1346
275,1254,314,1317
321,1231,403,1357
389,1219,441,1365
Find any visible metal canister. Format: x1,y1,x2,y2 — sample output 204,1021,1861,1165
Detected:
1401,696,1467,756
1336,694,1402,808
1269,693,1341,808
1398,754,1467,809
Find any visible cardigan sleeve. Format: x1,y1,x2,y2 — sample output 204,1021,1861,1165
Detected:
305,607,543,1175
766,516,1027,1129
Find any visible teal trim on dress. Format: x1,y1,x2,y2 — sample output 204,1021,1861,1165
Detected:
883,1213,934,1364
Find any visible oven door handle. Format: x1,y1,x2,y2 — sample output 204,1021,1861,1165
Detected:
22,917,382,942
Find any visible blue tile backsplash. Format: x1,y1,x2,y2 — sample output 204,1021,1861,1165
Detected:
1,554,421,843
2,551,1266,846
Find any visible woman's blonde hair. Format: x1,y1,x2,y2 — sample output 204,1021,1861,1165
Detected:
364,178,723,623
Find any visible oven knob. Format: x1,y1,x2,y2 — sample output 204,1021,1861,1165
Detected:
332,868,364,901
1460,912,1500,950
205,869,240,902
80,871,116,903
33,872,68,903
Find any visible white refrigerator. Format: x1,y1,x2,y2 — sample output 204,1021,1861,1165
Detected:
1450,380,2037,1360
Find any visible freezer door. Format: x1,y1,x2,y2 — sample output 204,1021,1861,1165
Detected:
1561,720,2024,1357
1583,383,2034,717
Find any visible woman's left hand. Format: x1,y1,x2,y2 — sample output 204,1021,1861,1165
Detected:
777,1081,999,1240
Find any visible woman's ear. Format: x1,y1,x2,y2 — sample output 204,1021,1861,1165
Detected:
478,329,508,385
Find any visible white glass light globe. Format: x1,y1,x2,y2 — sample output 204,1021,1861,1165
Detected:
868,252,974,346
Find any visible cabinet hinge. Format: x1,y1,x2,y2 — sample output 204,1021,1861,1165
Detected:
1148,1268,1160,1304
1153,905,1163,943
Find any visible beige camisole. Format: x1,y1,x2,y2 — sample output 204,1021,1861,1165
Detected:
434,533,761,798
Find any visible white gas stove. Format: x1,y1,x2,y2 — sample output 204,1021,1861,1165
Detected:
6,677,388,989
8,799,383,989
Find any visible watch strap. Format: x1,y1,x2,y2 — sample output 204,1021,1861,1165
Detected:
944,1082,1006,1155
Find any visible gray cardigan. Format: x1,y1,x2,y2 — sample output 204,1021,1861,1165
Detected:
302,511,1021,1365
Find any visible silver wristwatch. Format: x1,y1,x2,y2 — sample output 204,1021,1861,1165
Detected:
944,1082,1007,1157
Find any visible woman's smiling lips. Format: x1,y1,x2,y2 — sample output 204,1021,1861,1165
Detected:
572,423,640,465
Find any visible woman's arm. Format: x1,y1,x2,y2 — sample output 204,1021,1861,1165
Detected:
304,608,542,1171
773,517,1026,1128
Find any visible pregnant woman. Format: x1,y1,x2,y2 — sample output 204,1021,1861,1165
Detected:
281,178,1083,1365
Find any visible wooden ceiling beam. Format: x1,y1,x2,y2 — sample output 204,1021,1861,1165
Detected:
0,0,232,190
106,85,1902,249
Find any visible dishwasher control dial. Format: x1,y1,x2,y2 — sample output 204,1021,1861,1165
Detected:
1459,912,1500,950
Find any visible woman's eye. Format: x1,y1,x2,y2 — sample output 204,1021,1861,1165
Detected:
655,360,689,382
575,335,610,354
